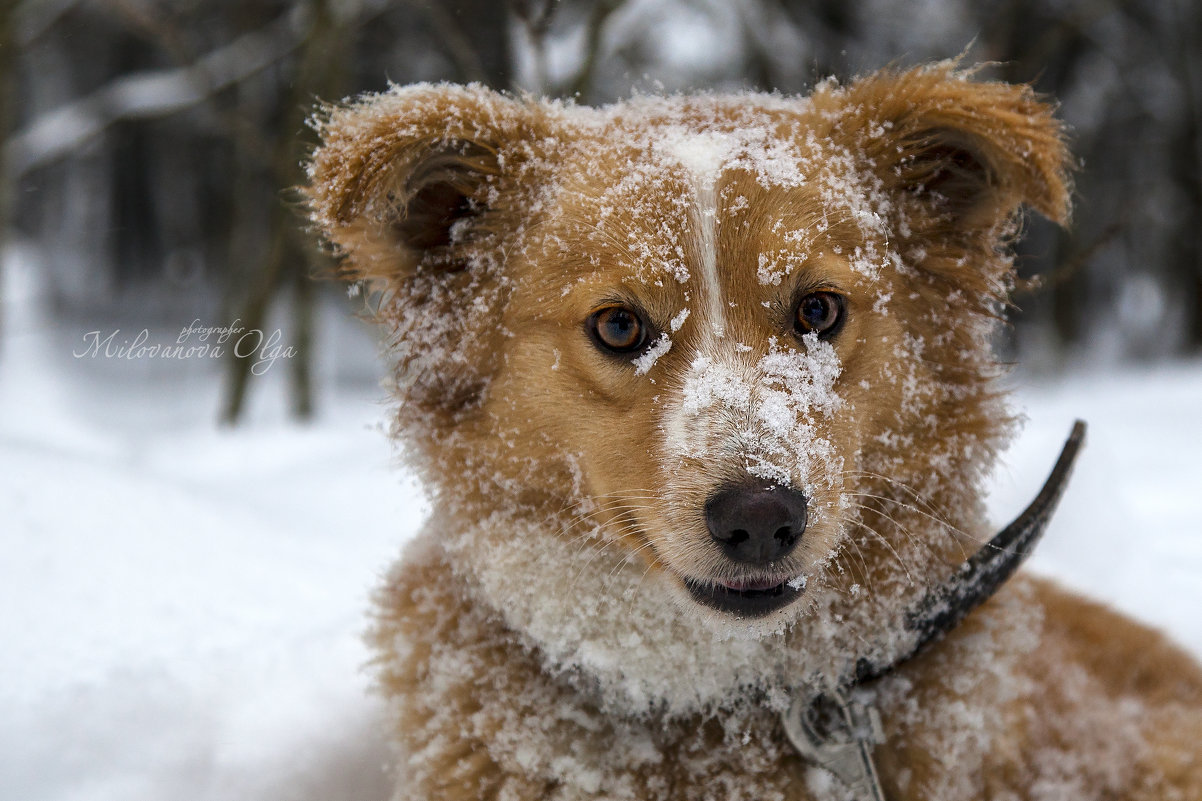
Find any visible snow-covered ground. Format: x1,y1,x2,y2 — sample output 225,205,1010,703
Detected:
2,248,1200,801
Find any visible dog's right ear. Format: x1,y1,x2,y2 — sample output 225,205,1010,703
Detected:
306,85,543,281
305,86,553,418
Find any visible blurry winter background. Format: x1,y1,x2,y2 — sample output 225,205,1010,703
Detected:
1,1,1200,799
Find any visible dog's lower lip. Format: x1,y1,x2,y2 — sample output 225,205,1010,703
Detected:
717,576,791,592
684,575,805,617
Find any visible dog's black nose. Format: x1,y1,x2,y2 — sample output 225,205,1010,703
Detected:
705,485,807,565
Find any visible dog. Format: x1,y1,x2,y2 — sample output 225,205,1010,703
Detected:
306,63,1202,800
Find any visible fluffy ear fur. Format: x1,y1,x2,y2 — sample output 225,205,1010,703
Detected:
817,63,1072,285
305,85,550,418
305,84,544,280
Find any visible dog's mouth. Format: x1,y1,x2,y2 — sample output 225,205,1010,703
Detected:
683,574,807,618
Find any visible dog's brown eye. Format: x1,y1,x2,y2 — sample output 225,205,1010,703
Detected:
794,291,845,339
589,306,648,354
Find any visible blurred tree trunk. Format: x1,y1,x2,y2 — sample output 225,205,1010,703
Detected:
981,0,1093,356
221,0,349,424
0,0,17,341
221,0,513,424
1174,0,1202,352
1176,87,1202,352
419,0,513,86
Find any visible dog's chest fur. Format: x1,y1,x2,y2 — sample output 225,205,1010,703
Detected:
371,528,1177,801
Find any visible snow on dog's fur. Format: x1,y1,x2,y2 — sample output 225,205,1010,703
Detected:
307,64,1202,800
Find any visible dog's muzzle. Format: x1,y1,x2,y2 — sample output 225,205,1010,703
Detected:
683,484,810,617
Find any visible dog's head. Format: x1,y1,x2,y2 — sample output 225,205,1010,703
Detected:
309,64,1070,706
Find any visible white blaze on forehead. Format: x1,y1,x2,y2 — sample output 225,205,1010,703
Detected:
655,129,736,341
656,129,734,185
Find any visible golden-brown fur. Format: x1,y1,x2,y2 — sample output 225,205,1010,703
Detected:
307,63,1202,800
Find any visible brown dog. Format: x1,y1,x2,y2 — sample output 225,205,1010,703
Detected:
307,63,1202,800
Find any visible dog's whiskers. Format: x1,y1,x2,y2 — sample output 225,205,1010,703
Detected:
840,498,947,566
842,491,978,561
828,510,916,586
838,469,985,548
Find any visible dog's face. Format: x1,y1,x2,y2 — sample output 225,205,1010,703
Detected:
499,122,899,623
309,66,1070,638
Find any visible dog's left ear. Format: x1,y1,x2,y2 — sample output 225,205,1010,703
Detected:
822,63,1073,237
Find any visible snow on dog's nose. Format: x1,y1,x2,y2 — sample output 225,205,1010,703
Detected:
663,338,845,493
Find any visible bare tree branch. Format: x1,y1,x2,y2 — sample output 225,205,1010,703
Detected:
5,5,309,177
0,0,18,340
1014,218,1125,296
509,0,559,92
509,0,557,36
562,0,626,100
221,0,351,424
407,0,490,83
13,0,81,46
100,0,277,163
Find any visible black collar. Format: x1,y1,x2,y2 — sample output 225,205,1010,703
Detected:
856,418,1087,685
782,420,1087,800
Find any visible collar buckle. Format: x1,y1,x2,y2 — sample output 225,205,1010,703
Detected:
781,687,886,801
